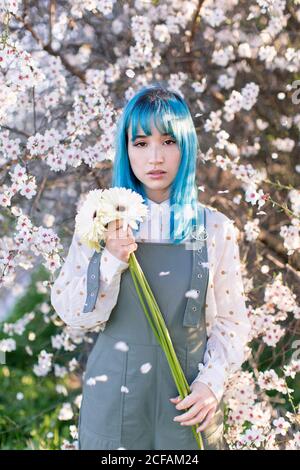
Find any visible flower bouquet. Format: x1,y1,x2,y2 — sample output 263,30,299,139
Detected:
75,187,204,449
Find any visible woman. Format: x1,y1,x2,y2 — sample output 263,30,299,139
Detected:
51,84,251,450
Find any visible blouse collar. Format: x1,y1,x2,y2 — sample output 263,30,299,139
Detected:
146,197,170,208
131,196,170,240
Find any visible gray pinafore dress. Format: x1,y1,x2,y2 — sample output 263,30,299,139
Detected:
78,203,226,450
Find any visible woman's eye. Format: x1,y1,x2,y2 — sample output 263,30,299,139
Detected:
134,140,176,147
134,142,147,147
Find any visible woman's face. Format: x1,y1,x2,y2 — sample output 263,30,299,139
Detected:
127,119,181,203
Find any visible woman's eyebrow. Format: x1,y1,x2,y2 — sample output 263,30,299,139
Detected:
132,132,171,141
134,134,148,139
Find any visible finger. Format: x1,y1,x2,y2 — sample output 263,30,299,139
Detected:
107,218,122,229
119,245,137,262
105,220,122,236
175,392,197,411
125,235,136,243
117,223,135,238
179,406,210,427
177,390,214,411
121,243,137,262
128,242,138,252
120,238,136,248
170,396,181,403
173,402,204,424
196,408,216,432
114,226,130,240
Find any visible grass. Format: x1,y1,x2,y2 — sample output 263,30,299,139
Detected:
0,266,81,450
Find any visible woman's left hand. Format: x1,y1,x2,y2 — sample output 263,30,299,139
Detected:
169,382,218,432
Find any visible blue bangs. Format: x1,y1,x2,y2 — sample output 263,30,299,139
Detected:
112,84,201,244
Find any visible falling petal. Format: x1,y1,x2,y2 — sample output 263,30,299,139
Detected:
125,69,135,78
200,261,209,269
159,271,170,276
114,341,129,352
95,375,108,382
140,363,152,374
257,210,267,215
86,377,97,386
185,289,199,299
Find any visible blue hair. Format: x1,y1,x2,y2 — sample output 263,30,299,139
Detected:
111,83,200,244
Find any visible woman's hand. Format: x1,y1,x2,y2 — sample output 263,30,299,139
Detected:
169,382,218,432
104,219,138,264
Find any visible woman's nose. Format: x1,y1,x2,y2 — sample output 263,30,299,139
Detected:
148,146,164,163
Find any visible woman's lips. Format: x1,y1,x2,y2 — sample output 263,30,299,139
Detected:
147,172,166,179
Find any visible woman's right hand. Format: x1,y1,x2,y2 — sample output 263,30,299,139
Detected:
104,219,138,264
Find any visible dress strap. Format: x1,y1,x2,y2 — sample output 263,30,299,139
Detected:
82,240,105,313
182,204,209,328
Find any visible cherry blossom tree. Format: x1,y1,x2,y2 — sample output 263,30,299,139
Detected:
0,0,299,450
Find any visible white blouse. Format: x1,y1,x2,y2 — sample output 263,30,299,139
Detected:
50,197,251,403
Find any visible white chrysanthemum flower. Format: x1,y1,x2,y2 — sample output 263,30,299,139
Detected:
75,189,106,251
75,187,148,251
100,187,148,233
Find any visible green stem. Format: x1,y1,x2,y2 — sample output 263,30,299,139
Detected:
130,254,184,391
130,256,176,373
129,253,204,450
132,253,191,390
128,261,160,344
